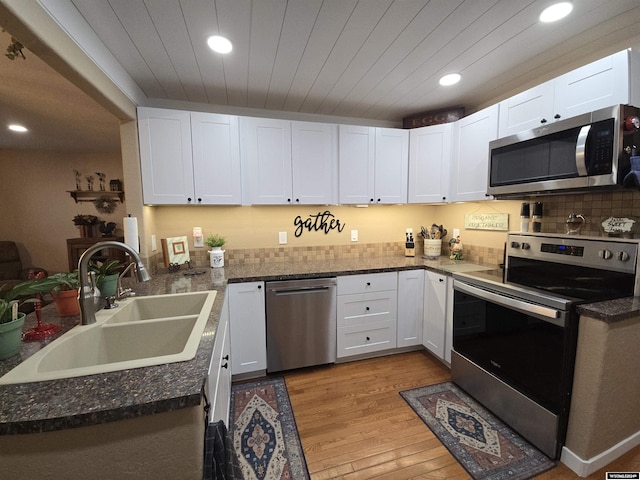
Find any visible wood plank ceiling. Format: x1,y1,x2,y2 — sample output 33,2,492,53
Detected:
2,0,640,153
69,0,640,122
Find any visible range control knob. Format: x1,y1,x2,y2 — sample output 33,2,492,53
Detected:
521,242,530,250
510,241,520,249
617,251,630,262
599,249,613,260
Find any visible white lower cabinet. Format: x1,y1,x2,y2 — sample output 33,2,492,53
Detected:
337,272,398,358
228,282,266,375
423,271,448,360
397,270,424,347
207,293,231,424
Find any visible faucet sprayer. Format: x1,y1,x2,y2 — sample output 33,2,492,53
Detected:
78,241,151,325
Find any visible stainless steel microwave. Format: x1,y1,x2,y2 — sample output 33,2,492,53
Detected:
487,104,640,197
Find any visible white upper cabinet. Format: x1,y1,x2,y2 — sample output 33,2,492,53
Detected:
499,50,640,138
138,108,195,204
450,104,499,202
498,80,556,138
408,123,452,203
240,117,292,205
241,118,337,205
291,121,338,205
138,107,241,205
339,125,375,204
375,128,409,204
339,125,408,204
554,50,634,118
191,112,242,205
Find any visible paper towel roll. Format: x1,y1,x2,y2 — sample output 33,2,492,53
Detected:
123,216,139,253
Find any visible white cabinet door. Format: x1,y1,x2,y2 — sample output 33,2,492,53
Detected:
138,107,195,204
554,50,630,120
291,121,338,205
374,128,409,204
207,293,231,424
498,81,555,138
423,271,447,359
240,117,292,205
450,104,498,202
339,125,375,204
397,270,424,347
408,123,452,203
228,282,266,375
192,112,241,205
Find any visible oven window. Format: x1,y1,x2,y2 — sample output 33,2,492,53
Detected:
453,289,576,414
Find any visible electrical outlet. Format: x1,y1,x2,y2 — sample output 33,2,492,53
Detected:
351,230,358,242
279,231,287,245
151,235,157,251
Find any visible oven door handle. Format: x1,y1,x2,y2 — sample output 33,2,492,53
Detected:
455,282,566,327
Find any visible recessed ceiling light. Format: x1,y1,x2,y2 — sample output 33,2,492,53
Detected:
439,73,461,86
539,2,573,23
8,124,27,133
206,35,233,54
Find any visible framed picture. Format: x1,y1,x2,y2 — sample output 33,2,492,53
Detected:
161,235,190,266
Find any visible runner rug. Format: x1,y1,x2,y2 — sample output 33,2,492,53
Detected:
400,382,555,480
230,377,310,480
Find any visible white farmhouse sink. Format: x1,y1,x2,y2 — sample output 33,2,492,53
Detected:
0,291,216,384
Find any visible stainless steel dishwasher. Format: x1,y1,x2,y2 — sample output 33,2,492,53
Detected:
266,277,337,373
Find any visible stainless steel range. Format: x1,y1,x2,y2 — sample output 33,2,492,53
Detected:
451,232,640,459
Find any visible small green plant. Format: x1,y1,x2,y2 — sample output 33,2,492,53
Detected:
89,259,123,282
205,234,226,248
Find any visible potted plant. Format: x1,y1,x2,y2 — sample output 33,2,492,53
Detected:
0,281,45,359
72,214,100,238
0,289,25,359
11,272,81,317
89,259,123,298
205,234,226,268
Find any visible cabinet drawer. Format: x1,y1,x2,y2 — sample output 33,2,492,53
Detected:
337,320,397,358
337,272,397,295
337,291,397,327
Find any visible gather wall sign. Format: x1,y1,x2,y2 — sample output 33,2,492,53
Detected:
293,210,346,238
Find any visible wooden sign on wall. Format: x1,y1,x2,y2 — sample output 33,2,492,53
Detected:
464,213,509,231
403,107,465,129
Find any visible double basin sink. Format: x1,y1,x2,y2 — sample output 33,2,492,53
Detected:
0,291,217,385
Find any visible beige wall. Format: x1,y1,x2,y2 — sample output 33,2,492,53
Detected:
0,149,126,272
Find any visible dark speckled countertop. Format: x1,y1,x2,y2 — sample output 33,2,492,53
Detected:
0,254,636,435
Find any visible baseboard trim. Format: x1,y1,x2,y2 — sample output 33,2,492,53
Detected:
561,429,640,477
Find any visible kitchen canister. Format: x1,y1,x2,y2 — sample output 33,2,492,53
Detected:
209,247,225,268
423,239,442,258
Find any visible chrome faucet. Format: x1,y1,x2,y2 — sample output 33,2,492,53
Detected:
78,241,151,325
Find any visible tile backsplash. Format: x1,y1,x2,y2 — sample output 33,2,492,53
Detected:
520,190,640,236
145,188,640,273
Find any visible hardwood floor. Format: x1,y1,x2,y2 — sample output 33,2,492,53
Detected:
283,350,640,479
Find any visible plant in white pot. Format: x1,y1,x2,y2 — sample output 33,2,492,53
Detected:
205,234,226,268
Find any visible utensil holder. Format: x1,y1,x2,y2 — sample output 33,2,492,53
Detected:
424,239,442,258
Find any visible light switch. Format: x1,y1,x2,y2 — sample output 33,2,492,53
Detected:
351,230,358,242
279,231,287,244
453,228,460,238
151,235,157,251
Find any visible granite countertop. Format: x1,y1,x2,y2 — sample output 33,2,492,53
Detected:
1,253,636,435
0,254,459,435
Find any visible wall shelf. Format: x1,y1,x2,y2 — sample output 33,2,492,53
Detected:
67,190,124,203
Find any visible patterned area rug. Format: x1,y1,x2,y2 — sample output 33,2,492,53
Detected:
400,382,555,480
230,377,310,480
